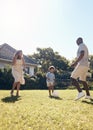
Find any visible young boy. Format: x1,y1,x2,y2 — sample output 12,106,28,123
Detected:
46,66,55,97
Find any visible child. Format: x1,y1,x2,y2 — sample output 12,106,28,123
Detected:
10,50,25,96
46,66,55,97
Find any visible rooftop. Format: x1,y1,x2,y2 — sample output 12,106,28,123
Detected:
0,43,37,65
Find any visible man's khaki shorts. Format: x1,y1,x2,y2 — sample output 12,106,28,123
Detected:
71,65,88,81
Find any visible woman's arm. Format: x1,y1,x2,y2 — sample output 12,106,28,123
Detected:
22,57,26,68
12,56,16,65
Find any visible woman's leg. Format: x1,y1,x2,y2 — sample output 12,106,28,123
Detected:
10,82,17,96
16,82,21,96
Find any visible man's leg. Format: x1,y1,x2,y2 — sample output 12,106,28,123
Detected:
80,80,90,96
71,77,82,92
71,77,85,100
79,66,92,99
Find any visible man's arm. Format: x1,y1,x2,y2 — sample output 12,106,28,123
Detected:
71,51,84,67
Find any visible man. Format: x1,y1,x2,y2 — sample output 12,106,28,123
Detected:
71,37,91,100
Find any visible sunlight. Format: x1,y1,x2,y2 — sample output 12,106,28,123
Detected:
0,0,45,53
0,0,43,33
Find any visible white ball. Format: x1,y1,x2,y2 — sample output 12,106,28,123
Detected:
52,91,58,97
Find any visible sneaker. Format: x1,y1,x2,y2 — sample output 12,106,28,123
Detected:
85,95,92,99
75,92,85,101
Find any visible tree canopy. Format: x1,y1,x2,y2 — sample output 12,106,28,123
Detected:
29,47,70,73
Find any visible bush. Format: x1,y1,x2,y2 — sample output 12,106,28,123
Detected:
0,68,13,90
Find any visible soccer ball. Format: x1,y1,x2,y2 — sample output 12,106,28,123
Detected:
52,91,59,97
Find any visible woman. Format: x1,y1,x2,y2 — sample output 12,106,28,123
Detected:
10,50,25,96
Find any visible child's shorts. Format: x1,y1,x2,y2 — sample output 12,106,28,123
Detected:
46,81,54,87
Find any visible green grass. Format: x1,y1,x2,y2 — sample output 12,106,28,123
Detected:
0,90,93,130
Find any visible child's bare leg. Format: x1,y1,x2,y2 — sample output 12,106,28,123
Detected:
48,86,51,96
16,82,20,96
51,85,54,93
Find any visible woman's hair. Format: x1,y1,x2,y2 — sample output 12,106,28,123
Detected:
14,50,23,59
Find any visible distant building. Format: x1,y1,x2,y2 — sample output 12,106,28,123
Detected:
0,43,37,76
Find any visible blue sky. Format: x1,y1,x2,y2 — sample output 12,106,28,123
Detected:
0,0,93,60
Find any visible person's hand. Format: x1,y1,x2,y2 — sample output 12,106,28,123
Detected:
23,68,25,72
71,62,78,68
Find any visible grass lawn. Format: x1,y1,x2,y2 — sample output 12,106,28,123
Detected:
0,90,93,130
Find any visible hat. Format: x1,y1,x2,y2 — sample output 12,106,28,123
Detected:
49,66,55,70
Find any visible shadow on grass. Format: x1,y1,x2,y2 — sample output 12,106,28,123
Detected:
1,96,21,103
49,96,62,100
82,99,93,105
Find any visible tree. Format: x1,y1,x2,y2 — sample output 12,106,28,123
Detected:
29,47,70,73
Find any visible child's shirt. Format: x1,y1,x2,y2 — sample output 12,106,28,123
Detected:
46,72,55,82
